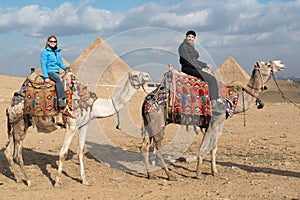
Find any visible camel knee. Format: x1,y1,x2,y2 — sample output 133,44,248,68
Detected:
141,138,151,154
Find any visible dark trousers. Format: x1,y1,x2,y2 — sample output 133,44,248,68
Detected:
48,72,66,100
182,66,219,100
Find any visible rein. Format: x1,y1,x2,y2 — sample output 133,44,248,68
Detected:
272,73,300,109
246,68,273,91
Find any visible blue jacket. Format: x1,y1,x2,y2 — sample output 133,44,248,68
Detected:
40,46,67,78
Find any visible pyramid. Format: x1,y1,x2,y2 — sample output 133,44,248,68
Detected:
215,56,250,85
70,37,131,97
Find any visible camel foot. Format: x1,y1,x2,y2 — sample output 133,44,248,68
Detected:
167,175,177,181
212,170,219,176
82,179,91,186
195,171,201,179
54,181,64,188
54,177,64,188
26,180,32,187
195,175,201,179
147,173,159,180
166,171,177,181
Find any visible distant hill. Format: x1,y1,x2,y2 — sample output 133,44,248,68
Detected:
259,79,300,103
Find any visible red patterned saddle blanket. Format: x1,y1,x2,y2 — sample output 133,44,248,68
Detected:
171,70,239,117
172,70,211,116
145,69,239,118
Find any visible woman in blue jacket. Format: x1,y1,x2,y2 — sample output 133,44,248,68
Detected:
40,35,68,108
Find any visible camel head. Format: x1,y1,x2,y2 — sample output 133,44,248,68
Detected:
254,60,285,76
248,60,285,91
128,70,152,89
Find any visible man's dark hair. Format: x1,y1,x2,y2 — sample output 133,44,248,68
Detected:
186,30,196,37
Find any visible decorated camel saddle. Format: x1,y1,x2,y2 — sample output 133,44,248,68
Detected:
9,69,97,132
144,68,239,124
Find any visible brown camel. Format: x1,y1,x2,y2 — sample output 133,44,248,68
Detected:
141,60,285,180
5,70,151,187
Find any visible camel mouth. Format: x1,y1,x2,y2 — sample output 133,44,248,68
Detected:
272,60,285,71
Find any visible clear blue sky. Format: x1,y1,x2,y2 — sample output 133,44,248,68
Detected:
0,0,299,78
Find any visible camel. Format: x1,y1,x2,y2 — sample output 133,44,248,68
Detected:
5,70,152,187
141,60,285,180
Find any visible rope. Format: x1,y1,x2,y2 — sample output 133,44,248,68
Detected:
242,91,246,127
111,97,121,129
272,74,300,109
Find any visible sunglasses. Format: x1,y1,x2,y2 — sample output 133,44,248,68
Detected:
48,40,57,43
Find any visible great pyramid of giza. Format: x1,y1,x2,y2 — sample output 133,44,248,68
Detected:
70,37,131,90
70,37,131,97
215,56,250,85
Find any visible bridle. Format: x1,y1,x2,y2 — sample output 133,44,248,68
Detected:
128,71,151,91
242,62,275,110
246,62,274,91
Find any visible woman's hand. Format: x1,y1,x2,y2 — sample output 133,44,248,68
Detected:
66,67,72,72
44,78,51,83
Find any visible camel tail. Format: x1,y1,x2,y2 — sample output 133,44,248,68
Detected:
6,108,12,139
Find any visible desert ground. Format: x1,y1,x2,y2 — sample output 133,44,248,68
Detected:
0,75,299,200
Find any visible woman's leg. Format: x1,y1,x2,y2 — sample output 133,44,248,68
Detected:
48,72,66,100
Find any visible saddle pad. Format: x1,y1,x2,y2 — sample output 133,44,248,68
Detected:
171,70,211,116
65,77,97,118
23,78,57,118
224,87,239,117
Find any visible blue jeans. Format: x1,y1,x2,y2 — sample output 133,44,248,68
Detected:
48,72,66,100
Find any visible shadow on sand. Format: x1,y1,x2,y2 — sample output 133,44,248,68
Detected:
0,147,82,185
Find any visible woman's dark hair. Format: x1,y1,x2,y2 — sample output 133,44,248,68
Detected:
45,35,58,48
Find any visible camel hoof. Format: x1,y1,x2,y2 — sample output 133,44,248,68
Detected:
166,171,177,181
167,176,177,181
212,171,218,176
54,177,64,188
54,181,64,188
82,180,91,186
26,180,32,187
147,174,159,180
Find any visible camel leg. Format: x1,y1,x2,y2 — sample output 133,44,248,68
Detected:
141,137,158,180
211,145,218,175
4,133,21,183
155,149,177,181
54,118,77,188
77,124,90,186
196,114,225,178
14,139,31,187
5,120,31,186
153,134,177,181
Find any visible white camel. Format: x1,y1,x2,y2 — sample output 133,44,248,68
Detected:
5,70,152,187
141,60,285,180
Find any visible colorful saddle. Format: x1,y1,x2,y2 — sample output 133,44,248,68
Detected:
145,69,239,120
20,71,96,119
23,73,57,118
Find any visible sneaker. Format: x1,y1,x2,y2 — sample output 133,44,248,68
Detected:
58,99,66,108
211,99,225,114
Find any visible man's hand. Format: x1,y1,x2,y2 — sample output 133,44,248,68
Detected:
44,78,50,83
203,64,213,75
